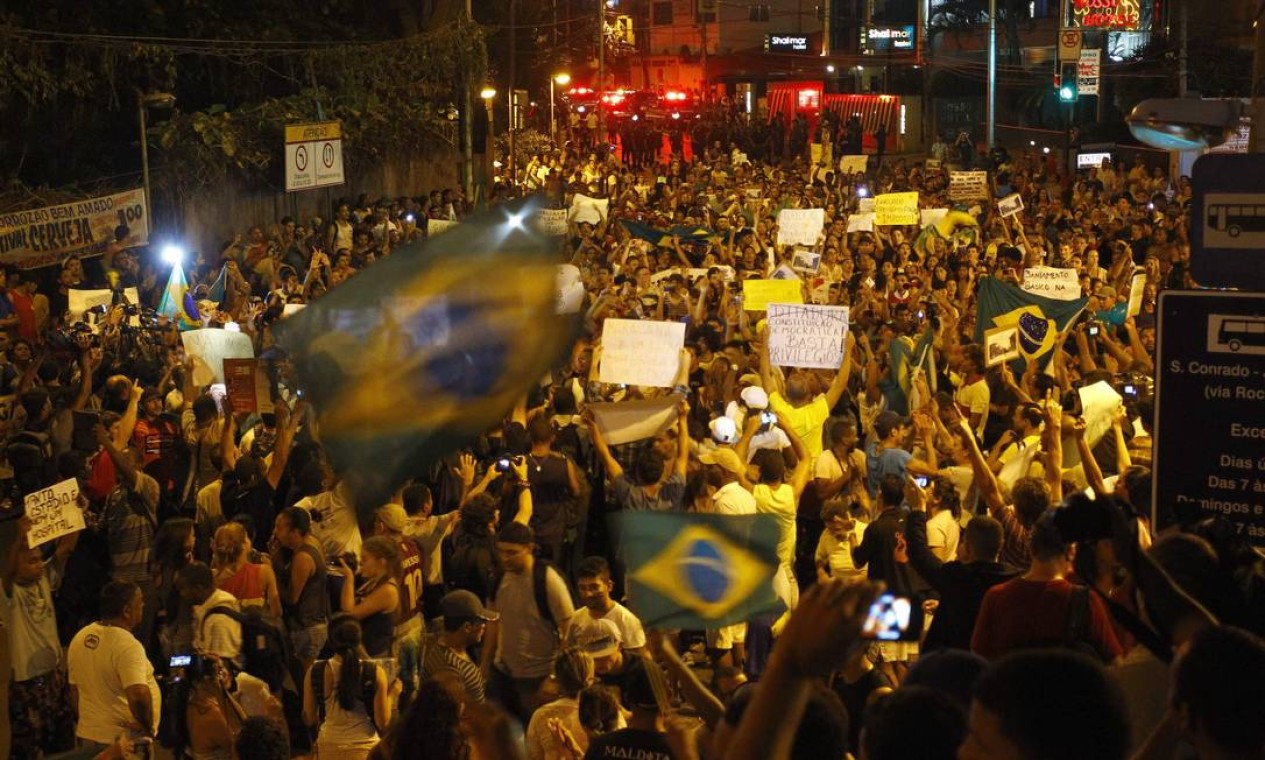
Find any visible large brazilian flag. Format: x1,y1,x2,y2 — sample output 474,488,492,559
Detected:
274,197,579,518
614,511,782,629
974,276,1088,370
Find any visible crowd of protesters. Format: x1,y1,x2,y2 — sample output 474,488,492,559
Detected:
0,106,1261,760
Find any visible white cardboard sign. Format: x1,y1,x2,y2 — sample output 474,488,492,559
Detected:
598,319,686,388
998,193,1024,218
181,328,255,386
767,304,850,369
949,171,990,201
1021,267,1082,301
776,209,826,247
25,478,85,548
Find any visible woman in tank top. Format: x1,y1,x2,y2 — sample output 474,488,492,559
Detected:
303,615,399,760
212,522,281,617
333,536,400,658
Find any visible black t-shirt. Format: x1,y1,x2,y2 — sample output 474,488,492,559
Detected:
582,728,676,760
220,474,277,547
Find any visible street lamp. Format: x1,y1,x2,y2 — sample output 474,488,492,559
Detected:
137,90,175,223
550,73,571,142
481,88,497,189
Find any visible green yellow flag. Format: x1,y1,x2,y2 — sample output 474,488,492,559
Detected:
613,512,782,629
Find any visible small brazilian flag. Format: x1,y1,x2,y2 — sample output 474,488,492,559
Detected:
975,276,1088,370
274,197,579,519
614,512,782,629
157,264,201,330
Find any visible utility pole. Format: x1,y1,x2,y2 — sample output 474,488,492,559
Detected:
700,0,708,103
598,0,606,148
1250,0,1265,152
509,0,517,186
822,0,831,56
986,0,997,148
463,0,475,202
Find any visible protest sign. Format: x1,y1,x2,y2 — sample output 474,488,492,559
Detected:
428,219,458,236
590,398,680,446
949,171,990,201
874,192,919,226
997,193,1024,218
599,319,686,388
809,277,835,304
771,264,800,281
839,155,868,174
858,197,876,214
920,208,949,228
984,326,1021,367
776,209,825,247
556,265,586,314
25,478,85,548
791,249,821,274
846,213,875,232
67,287,142,322
182,329,254,385
1126,271,1146,317
925,158,942,171
0,188,149,270
538,209,568,236
569,193,610,225
767,304,850,369
1021,267,1082,301
223,358,275,415
743,279,803,311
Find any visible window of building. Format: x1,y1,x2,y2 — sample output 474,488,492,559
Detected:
749,4,771,21
653,1,674,25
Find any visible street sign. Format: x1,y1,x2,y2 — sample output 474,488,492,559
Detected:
1154,290,1265,544
1076,49,1100,96
285,121,345,192
1191,154,1265,291
1058,30,1082,61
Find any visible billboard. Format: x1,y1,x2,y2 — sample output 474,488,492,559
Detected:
1067,0,1143,31
863,25,916,52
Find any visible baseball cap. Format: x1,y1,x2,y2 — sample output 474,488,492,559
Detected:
698,447,746,476
376,503,409,533
440,590,499,622
497,521,535,546
737,373,763,388
740,386,769,410
874,410,909,439
709,416,738,445
572,618,622,659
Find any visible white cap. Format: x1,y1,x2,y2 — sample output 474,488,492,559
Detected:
709,416,739,445
741,386,770,410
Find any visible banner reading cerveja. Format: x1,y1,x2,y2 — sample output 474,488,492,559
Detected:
0,189,149,269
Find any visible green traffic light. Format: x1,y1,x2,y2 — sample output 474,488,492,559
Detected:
1059,85,1076,102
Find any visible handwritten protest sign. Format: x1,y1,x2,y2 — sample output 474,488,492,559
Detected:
182,329,254,386
25,478,84,547
590,398,680,446
538,209,568,236
223,358,275,415
997,193,1024,218
556,265,586,314
569,193,610,225
0,189,149,270
427,219,458,236
847,213,875,232
68,287,143,323
1127,271,1146,317
1021,267,1081,301
767,304,850,369
838,155,868,174
743,279,803,311
599,319,686,388
792,249,821,274
776,209,825,247
858,197,876,214
771,264,800,281
920,208,949,228
925,158,942,171
949,171,990,201
874,192,920,226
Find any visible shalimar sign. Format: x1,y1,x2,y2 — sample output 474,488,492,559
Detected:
1067,0,1142,30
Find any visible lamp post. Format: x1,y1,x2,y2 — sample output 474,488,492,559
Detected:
481,87,497,193
550,73,571,142
137,90,175,223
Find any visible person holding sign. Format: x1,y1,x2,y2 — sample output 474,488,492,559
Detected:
759,327,855,460
1,516,79,758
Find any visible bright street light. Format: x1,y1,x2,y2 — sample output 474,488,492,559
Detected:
550,74,572,142
554,73,571,85
480,87,497,100
160,244,185,266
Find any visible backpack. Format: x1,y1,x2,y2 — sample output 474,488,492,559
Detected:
311,657,380,731
491,559,567,632
203,605,293,693
8,430,51,497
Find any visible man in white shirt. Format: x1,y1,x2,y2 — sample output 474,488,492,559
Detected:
700,448,757,515
298,480,362,559
177,561,242,667
954,345,991,438
571,556,646,653
68,581,162,747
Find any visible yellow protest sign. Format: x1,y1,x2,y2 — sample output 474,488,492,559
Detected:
742,279,803,312
873,192,920,226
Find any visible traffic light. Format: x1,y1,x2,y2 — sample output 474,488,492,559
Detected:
1058,62,1078,103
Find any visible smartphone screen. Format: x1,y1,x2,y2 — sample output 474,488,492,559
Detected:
861,593,919,641
913,476,930,488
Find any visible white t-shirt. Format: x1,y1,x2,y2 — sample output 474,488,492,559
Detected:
0,564,64,681
712,481,757,516
815,522,868,581
926,509,962,562
955,378,991,437
299,484,362,559
68,622,162,744
193,588,243,665
571,603,647,651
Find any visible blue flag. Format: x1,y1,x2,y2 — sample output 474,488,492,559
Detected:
885,328,936,415
613,511,782,629
974,276,1088,369
274,198,579,515
207,265,228,305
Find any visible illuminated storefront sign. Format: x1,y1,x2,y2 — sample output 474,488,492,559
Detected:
1067,0,1142,31
766,34,811,53
863,25,916,52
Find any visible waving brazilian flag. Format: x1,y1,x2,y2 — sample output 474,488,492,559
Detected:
614,512,782,629
274,197,580,517
156,264,201,330
975,276,1087,369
